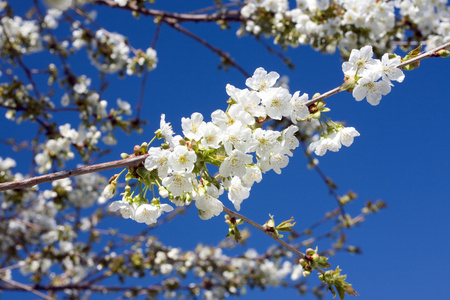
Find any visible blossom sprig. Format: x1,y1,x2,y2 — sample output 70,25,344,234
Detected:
342,45,405,106
107,67,361,224
71,23,158,76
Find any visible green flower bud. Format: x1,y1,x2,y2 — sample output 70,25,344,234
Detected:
437,49,450,58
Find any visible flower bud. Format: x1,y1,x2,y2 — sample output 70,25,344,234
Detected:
134,145,141,155
159,186,169,198
151,197,160,206
101,183,116,199
140,142,148,153
437,49,450,58
121,153,129,159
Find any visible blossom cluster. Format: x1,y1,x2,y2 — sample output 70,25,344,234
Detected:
107,67,359,224
344,45,405,106
72,24,158,75
239,0,450,56
307,45,406,156
0,15,42,54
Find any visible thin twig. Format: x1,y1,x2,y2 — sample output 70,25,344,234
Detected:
0,277,54,300
299,140,347,219
187,3,243,15
166,21,250,78
396,41,450,68
255,36,294,69
222,206,325,274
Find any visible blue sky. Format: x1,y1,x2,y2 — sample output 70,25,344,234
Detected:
2,1,450,299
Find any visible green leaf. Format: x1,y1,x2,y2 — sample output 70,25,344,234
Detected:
401,45,423,71
276,216,296,232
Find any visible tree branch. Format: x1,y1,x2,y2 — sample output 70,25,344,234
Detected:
0,155,148,191
0,277,54,300
166,21,251,78
95,0,242,23
222,205,325,274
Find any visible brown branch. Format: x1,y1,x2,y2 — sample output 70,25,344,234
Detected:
166,21,250,78
299,139,347,220
255,36,294,69
95,0,243,23
0,282,162,293
0,155,148,192
396,40,450,68
0,277,54,300
222,205,325,275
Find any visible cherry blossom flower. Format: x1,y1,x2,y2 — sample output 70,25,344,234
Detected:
259,87,292,120
290,91,309,123
228,177,251,211
245,67,279,91
219,149,253,178
342,45,377,76
182,112,207,141
353,72,391,105
145,147,171,178
308,133,341,156
168,145,197,173
135,203,173,225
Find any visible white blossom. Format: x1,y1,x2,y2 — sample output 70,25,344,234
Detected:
290,91,309,122
145,147,171,178
182,112,207,141
193,191,224,220
219,149,253,178
353,72,391,105
168,145,197,173
228,176,251,211
246,67,280,91
259,87,292,120
135,203,173,225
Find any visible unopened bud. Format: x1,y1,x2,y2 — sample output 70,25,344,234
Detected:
340,76,356,92
159,186,169,198
151,197,160,206
121,153,129,159
134,145,141,155
140,142,148,152
437,49,450,58
316,101,326,109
